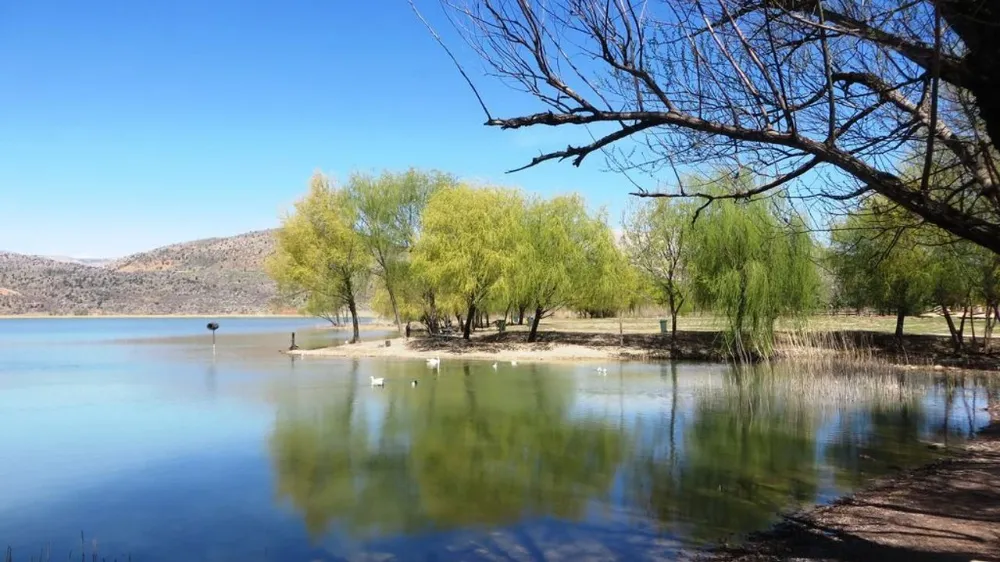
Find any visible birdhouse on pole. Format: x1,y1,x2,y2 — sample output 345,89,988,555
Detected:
207,322,220,354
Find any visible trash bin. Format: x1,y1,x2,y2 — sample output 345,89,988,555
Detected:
659,319,668,334
497,320,506,333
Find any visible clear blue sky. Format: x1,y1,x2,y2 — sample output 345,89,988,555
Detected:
0,1,651,258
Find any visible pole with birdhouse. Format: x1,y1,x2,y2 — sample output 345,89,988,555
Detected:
206,322,220,355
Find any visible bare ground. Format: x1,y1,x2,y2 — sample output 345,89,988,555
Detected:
708,414,1000,562
292,330,727,363
295,328,1000,370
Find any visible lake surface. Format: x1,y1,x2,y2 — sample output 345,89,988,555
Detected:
0,318,993,561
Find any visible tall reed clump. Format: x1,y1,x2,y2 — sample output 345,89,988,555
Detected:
706,360,927,411
774,329,934,371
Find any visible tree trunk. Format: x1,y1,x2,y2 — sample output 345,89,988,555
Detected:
386,283,403,335
985,302,997,353
970,307,978,347
942,304,963,351
959,304,969,342
348,297,361,344
462,302,476,340
618,307,624,347
426,291,439,335
517,304,527,325
668,292,679,340
527,306,544,342
895,308,906,340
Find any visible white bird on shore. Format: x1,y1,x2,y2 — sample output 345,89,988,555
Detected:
492,362,498,370
426,356,441,368
510,360,518,367
370,376,385,387
344,339,351,345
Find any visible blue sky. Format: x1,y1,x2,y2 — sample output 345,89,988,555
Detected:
0,1,652,258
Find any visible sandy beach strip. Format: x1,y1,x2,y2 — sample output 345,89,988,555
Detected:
289,337,626,363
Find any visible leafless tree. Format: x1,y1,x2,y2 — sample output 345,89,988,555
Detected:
428,0,1000,253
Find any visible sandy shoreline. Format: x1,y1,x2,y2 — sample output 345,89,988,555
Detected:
291,336,623,363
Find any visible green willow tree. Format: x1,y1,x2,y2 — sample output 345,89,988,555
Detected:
347,169,454,334
688,177,819,358
412,185,521,340
622,198,693,339
267,172,371,343
575,216,645,345
515,194,611,342
830,202,934,340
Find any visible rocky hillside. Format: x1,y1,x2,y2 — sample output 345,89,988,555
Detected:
0,230,282,315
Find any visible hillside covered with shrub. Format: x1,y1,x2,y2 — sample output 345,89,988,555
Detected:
0,230,281,315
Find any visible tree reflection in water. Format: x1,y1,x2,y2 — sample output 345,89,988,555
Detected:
269,360,989,552
270,361,624,541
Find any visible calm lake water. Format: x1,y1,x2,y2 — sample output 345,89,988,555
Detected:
0,318,993,561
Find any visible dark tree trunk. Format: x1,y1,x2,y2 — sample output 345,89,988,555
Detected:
462,302,476,340
895,308,906,340
936,0,1000,151
942,304,963,350
517,304,527,325
668,292,680,340
426,291,439,335
348,297,360,344
527,306,544,342
386,281,402,335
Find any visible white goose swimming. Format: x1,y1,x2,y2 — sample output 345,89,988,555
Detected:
370,376,385,387
426,356,441,368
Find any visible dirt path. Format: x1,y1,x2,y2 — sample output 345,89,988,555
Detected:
711,417,1000,562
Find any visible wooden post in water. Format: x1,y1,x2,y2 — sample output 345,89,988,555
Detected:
289,332,299,351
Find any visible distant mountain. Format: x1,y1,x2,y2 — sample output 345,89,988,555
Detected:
0,230,283,316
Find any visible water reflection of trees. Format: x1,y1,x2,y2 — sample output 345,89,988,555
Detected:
622,363,985,543
626,364,821,542
269,360,991,547
269,363,625,540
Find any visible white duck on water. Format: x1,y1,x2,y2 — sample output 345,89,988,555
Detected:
426,356,441,368
370,376,385,387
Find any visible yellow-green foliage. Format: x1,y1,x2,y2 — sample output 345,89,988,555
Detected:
574,210,645,315
830,200,934,320
512,194,616,338
622,197,694,332
688,177,819,357
412,184,522,319
266,172,371,338
347,169,455,329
